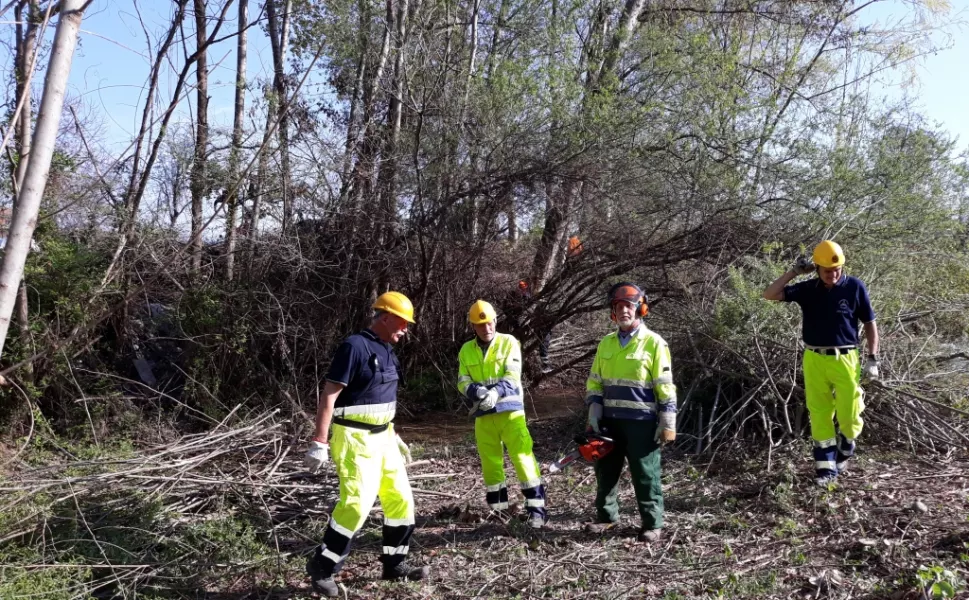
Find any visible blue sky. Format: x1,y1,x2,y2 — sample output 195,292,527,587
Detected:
860,0,969,153
67,0,274,147
15,0,969,154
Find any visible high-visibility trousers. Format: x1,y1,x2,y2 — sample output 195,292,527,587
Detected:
594,418,663,530
475,410,546,519
315,423,414,575
803,349,864,477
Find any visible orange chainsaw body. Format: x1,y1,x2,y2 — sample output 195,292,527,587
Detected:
547,433,615,473
578,436,614,462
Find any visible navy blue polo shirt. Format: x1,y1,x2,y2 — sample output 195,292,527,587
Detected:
326,329,401,423
783,275,875,347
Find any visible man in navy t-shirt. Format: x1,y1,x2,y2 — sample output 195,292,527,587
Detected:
763,240,880,486
303,292,430,596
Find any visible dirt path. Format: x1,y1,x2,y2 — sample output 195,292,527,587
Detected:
397,389,584,444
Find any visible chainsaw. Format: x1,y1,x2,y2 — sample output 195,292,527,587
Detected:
547,432,615,473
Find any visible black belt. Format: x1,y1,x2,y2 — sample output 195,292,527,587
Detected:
807,346,856,356
332,417,390,434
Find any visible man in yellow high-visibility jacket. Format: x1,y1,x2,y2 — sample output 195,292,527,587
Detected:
458,299,547,529
585,283,676,543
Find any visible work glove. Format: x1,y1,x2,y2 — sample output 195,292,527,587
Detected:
396,434,412,464
467,386,486,416
655,413,676,445
304,440,329,472
792,256,815,275
478,388,500,412
587,403,603,433
862,356,880,382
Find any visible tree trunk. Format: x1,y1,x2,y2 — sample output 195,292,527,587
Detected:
338,0,372,205
0,0,85,361
349,6,393,215
266,0,293,231
530,0,645,291
190,0,209,275
123,0,189,226
507,207,518,244
376,0,409,242
246,82,277,276
594,0,645,91
225,0,247,282
14,0,38,191
463,0,480,239
529,179,575,292
11,0,40,376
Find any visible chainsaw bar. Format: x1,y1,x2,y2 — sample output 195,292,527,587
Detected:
547,450,581,473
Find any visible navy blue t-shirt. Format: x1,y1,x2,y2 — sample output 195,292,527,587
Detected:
783,275,875,347
325,329,401,412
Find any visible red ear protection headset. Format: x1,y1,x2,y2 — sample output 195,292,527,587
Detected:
607,282,649,322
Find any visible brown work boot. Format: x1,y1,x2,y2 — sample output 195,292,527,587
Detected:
638,528,662,543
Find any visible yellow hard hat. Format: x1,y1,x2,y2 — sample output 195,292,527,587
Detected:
812,240,845,268
373,291,415,323
468,299,497,325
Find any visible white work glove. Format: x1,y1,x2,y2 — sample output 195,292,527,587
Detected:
862,356,880,381
396,434,412,464
587,403,603,433
476,387,500,412
304,440,329,472
792,256,815,275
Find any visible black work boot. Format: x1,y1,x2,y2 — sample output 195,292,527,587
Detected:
382,561,430,582
306,551,339,597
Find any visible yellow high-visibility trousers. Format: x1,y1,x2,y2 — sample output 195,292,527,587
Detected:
803,349,864,442
475,410,546,519
316,423,414,575
803,349,864,477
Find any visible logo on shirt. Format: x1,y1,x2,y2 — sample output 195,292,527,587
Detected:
837,299,852,315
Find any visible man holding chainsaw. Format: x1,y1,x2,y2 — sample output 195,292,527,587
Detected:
585,283,676,543
458,299,548,529
763,240,879,486
303,292,430,597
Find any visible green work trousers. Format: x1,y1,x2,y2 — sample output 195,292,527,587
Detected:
594,418,663,530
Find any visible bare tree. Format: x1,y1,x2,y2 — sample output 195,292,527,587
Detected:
10,0,40,373
225,0,248,281
375,0,411,243
190,0,210,274
266,0,292,231
0,0,86,360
